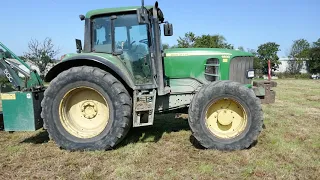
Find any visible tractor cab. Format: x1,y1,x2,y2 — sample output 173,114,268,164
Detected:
75,2,173,90
92,13,153,84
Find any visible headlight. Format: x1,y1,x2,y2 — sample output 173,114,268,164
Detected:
247,70,255,78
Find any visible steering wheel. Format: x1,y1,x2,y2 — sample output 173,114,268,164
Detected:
139,39,148,45
130,41,136,47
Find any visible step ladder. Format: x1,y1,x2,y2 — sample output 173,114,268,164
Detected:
133,89,156,127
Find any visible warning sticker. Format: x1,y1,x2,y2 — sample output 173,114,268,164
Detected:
1,93,16,100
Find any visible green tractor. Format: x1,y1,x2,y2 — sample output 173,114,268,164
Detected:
0,1,276,151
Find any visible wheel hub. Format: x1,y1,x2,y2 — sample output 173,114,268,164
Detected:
81,101,98,119
217,110,234,125
205,98,247,139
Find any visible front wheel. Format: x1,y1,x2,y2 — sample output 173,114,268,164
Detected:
41,66,132,151
188,81,263,151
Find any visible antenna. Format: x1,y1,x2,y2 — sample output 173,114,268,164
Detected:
141,0,144,8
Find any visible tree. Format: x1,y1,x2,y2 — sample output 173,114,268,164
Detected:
176,32,233,49
257,42,281,74
194,34,233,49
248,49,263,76
308,47,320,74
287,39,310,74
23,38,60,75
307,39,320,73
162,43,170,50
237,46,245,51
177,32,196,48
312,38,320,48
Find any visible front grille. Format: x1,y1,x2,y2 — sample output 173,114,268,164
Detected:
204,58,219,81
229,57,253,84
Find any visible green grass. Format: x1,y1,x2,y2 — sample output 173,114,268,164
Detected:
0,79,319,179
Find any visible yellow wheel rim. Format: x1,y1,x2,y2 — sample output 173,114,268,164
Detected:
59,87,110,139
205,98,247,139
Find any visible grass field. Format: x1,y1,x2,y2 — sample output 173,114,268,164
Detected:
0,79,319,179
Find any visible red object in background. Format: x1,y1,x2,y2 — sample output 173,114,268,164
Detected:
268,60,271,81
60,54,66,61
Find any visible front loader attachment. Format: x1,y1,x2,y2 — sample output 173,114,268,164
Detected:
0,42,44,132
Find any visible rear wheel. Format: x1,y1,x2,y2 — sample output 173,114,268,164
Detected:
188,81,263,150
41,66,132,151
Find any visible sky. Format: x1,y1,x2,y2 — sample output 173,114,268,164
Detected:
1,0,319,58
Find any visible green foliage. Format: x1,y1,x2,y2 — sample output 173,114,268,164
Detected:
308,47,320,73
23,38,59,75
194,34,233,49
276,72,311,79
287,39,310,74
177,32,196,48
176,32,233,49
162,43,170,50
237,46,245,51
312,38,320,48
257,42,281,73
247,49,263,76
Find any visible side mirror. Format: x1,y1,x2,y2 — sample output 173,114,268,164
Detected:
164,23,173,36
75,39,82,53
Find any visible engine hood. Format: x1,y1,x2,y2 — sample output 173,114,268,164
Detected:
163,48,253,83
164,48,253,57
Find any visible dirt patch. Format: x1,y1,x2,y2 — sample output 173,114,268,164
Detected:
306,95,320,102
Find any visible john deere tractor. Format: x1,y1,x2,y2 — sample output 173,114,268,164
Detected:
0,1,276,151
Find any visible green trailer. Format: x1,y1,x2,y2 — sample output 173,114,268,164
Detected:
0,1,276,151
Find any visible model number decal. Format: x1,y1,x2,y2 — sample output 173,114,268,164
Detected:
3,69,13,82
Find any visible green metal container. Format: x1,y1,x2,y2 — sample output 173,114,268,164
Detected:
1,91,43,131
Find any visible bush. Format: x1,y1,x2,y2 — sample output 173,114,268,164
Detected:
294,73,311,79
275,72,311,79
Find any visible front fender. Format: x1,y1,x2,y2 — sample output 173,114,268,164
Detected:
45,55,135,89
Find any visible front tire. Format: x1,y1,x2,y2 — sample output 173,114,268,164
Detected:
41,66,132,151
188,81,263,151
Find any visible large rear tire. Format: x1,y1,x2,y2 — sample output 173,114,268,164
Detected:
188,81,263,151
41,66,132,151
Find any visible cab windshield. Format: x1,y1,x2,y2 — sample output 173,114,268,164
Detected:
92,13,153,85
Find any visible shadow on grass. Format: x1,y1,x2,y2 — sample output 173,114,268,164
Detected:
20,130,50,144
18,113,260,150
117,113,191,147
0,113,4,131
19,113,190,146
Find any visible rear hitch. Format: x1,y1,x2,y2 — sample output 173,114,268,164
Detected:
252,81,277,104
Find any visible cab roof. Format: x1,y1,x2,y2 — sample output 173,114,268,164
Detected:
86,5,153,18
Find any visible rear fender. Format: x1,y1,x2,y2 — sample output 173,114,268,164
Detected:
45,55,135,89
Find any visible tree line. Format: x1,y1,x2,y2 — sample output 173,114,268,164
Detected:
163,32,320,75
6,34,320,77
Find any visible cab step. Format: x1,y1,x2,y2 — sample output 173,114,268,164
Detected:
133,89,156,127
